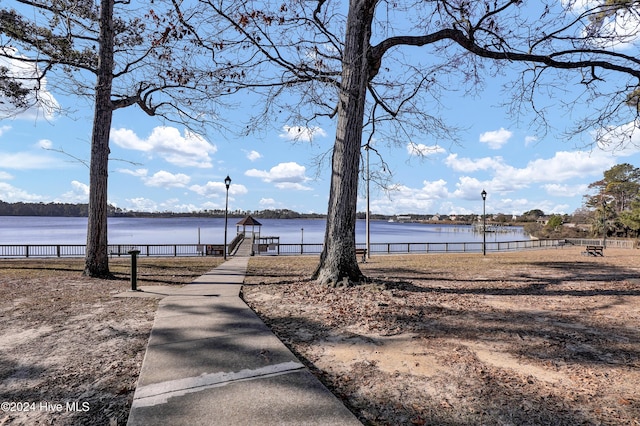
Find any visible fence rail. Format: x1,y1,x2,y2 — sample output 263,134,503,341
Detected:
0,238,634,259
565,238,635,249
264,238,568,256
0,244,208,258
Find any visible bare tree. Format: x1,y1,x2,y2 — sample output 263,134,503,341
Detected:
6,1,640,283
180,0,640,285
1,0,232,277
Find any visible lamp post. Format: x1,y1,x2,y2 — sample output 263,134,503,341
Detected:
224,175,231,260
602,198,607,248
481,189,487,256
365,143,371,260
301,227,304,254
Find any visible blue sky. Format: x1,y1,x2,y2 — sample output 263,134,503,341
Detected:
1,2,640,216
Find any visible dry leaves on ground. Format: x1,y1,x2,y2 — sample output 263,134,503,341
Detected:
0,257,219,426
243,248,640,426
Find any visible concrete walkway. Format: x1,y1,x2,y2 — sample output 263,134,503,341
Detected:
232,237,254,257
124,252,361,425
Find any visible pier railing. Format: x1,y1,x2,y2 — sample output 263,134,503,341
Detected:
0,238,633,259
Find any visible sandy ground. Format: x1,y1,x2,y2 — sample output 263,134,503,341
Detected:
242,247,640,425
0,257,218,426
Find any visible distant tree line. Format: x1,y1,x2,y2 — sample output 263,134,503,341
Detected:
0,202,328,220
0,201,91,217
5,164,640,241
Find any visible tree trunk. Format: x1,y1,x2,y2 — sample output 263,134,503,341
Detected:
312,0,375,286
83,0,115,278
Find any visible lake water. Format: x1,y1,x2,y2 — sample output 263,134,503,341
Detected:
0,216,528,245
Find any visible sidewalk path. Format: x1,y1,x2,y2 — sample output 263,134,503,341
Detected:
125,255,361,425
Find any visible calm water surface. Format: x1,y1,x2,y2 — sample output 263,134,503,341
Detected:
0,216,528,245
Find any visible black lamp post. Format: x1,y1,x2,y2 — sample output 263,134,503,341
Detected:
224,175,231,260
481,189,487,256
602,198,607,248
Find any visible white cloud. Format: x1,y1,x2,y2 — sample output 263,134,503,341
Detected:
127,197,158,212
273,182,313,191
159,199,199,213
279,125,327,142
446,150,613,196
111,126,217,168
118,168,148,177
420,179,450,199
406,143,446,157
245,162,312,190
245,150,262,162
0,47,60,120
524,136,538,147
445,153,506,172
495,150,613,185
58,180,89,203
143,170,191,188
259,198,278,207
0,171,13,180
596,120,640,156
171,203,200,213
479,128,512,149
369,180,450,214
455,176,527,200
36,139,53,149
0,182,44,202
543,183,589,197
0,125,11,137
597,9,640,48
190,181,248,197
548,203,572,214
497,197,570,216
118,168,191,189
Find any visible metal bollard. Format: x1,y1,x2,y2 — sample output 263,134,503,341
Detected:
128,249,141,291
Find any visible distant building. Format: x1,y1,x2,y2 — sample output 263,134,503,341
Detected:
536,217,549,225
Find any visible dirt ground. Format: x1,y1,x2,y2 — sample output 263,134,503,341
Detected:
242,247,640,425
0,257,219,426
2,248,639,425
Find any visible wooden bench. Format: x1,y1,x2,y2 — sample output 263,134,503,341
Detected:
355,248,367,263
585,245,604,256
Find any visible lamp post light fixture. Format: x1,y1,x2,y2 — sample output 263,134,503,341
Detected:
481,189,487,256
224,175,231,260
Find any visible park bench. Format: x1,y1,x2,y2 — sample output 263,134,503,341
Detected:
206,244,225,257
355,248,367,263
585,245,604,256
